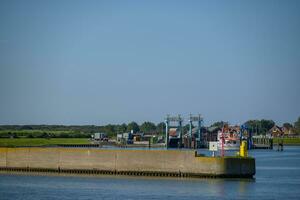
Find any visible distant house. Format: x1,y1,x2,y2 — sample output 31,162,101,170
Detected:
133,133,142,142
117,132,134,144
268,125,283,137
117,133,123,143
268,125,297,137
282,126,297,137
93,133,108,141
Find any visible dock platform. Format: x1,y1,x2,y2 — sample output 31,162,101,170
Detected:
0,147,255,178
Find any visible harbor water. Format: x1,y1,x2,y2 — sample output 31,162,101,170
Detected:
0,146,300,200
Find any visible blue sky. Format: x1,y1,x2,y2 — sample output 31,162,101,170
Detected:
0,0,299,126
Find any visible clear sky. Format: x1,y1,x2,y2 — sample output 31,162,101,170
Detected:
0,0,299,126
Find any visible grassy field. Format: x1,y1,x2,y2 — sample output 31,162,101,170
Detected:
0,130,72,138
0,129,90,138
0,130,73,134
273,137,300,145
0,138,91,147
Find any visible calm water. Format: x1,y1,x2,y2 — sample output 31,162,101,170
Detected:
1,147,300,200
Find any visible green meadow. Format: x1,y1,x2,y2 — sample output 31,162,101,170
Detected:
273,137,300,145
0,129,90,138
0,138,90,147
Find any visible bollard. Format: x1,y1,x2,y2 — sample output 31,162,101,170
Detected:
240,141,248,157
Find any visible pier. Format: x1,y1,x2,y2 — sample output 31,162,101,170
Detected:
252,136,273,149
0,147,255,178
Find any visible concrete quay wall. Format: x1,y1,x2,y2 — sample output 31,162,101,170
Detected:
0,148,255,178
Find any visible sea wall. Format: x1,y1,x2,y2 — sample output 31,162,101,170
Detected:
0,148,255,178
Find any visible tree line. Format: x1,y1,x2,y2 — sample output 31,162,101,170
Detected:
0,117,299,138
0,122,164,138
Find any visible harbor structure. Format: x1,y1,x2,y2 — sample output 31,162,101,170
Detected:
0,147,255,178
165,114,203,148
187,114,203,148
164,115,183,148
252,135,273,149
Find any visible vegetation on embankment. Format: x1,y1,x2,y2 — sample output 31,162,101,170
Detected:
0,138,90,147
0,130,90,138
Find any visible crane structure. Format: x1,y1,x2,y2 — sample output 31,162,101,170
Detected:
188,114,203,148
165,114,183,148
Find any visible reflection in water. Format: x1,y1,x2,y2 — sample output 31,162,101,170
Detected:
238,179,254,196
215,180,225,197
